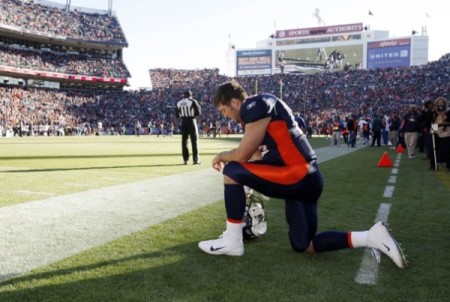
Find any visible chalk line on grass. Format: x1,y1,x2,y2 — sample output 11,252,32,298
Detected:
355,203,392,285
355,152,403,285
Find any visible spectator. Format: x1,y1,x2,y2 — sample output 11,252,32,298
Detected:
401,105,421,159
389,112,401,149
371,114,382,147
430,97,450,171
346,114,358,148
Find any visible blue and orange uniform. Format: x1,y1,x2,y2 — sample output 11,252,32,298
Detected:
222,93,350,252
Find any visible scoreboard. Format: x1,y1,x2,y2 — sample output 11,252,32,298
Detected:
230,22,428,76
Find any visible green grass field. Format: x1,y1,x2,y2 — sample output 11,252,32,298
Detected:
0,135,449,301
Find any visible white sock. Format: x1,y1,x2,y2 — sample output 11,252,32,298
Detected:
226,220,243,241
350,231,368,248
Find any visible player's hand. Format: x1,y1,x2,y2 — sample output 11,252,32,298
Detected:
213,162,224,172
212,154,224,172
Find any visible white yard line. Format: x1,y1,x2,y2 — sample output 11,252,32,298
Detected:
0,145,361,283
354,203,392,285
355,153,402,285
388,176,397,184
383,186,395,198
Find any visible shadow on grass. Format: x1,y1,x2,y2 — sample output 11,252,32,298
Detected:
0,202,300,301
0,249,165,285
0,241,281,301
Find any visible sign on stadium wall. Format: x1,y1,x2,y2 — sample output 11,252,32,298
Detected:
276,23,363,39
367,38,411,69
236,49,272,76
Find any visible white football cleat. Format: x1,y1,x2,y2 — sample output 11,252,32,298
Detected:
370,248,381,264
198,231,244,256
367,221,408,269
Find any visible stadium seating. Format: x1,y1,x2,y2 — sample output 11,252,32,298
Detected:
0,0,448,138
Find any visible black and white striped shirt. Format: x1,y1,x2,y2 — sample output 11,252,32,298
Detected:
176,97,201,119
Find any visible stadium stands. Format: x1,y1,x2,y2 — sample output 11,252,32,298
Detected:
0,1,449,138
0,0,129,90
1,53,449,138
0,0,126,43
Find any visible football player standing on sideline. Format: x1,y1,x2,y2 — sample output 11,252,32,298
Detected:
176,90,201,165
198,81,407,269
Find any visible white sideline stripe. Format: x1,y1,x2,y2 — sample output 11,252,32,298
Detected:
0,168,224,282
0,145,362,283
388,176,397,184
391,168,399,175
374,203,392,226
383,186,395,198
355,203,392,285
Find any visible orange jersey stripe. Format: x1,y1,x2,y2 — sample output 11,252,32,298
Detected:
241,120,310,185
242,162,309,185
267,120,307,165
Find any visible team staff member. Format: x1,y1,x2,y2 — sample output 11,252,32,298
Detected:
198,81,407,269
176,90,201,165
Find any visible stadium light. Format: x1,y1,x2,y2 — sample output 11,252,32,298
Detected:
108,0,113,16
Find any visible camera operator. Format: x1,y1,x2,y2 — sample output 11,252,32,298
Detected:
430,97,450,171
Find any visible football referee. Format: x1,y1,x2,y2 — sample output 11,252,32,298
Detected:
176,90,201,165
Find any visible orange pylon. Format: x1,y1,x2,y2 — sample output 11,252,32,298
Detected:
395,144,404,153
377,152,394,168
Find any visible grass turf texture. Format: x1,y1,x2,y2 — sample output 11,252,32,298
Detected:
0,136,448,301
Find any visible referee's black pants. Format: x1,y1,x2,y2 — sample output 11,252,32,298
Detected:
181,122,199,163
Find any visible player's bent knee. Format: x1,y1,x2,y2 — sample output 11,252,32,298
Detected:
223,175,238,185
290,240,309,253
290,239,315,253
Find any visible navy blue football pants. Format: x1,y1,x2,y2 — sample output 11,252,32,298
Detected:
223,162,349,252
223,161,349,252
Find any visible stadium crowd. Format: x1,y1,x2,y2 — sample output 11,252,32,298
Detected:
0,0,126,43
1,53,449,140
0,45,130,79
0,0,130,83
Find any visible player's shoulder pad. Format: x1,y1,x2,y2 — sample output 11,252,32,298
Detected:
241,94,277,124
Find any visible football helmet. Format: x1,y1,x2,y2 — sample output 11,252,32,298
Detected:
242,194,267,240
